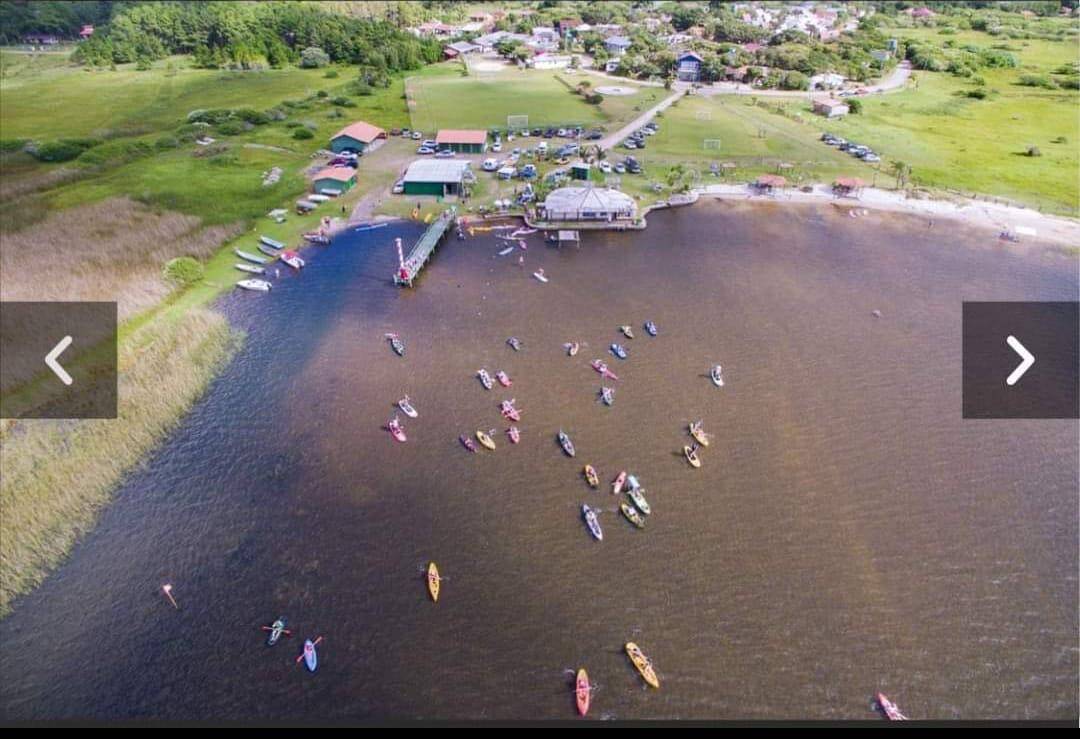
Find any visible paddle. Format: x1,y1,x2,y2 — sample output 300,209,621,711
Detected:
161,583,178,609
296,636,323,664
261,625,293,636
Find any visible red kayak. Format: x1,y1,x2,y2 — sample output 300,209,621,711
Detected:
576,668,591,716
590,359,618,381
611,470,627,495
500,399,521,422
875,692,907,721
507,426,521,444
387,417,406,442
496,370,512,387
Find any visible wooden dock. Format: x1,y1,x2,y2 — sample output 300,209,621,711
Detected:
394,208,456,287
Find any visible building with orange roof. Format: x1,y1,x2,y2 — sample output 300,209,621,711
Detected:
329,121,386,153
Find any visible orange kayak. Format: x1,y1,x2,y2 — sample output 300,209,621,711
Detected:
427,561,440,602
576,668,591,716
625,642,659,688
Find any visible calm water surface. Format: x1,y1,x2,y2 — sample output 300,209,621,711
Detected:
1,201,1077,720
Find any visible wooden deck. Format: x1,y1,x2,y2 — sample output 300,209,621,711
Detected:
394,208,456,286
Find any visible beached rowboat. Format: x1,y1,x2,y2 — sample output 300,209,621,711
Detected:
236,279,272,292
235,263,264,274
260,236,286,249
398,396,417,418
235,249,268,264
689,421,709,447
684,445,701,468
875,693,908,721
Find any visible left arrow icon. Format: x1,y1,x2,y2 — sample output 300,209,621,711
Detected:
45,335,73,386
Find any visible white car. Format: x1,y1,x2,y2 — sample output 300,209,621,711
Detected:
491,141,502,153
482,158,499,172
598,161,612,174
421,139,437,149
392,180,404,194
411,131,422,140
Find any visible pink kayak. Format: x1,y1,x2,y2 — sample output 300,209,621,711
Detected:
387,417,406,442
507,426,521,444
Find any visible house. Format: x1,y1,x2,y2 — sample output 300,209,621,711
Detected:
444,41,481,59
675,51,704,82
435,129,488,154
312,167,357,195
605,36,632,56
415,22,456,38
532,27,559,45
833,177,866,197
22,34,60,45
402,159,472,196
541,187,637,222
329,121,386,153
594,24,624,37
527,54,573,70
911,7,936,19
459,22,485,34
474,31,511,52
813,98,850,118
809,72,845,90
556,19,581,37
79,25,95,39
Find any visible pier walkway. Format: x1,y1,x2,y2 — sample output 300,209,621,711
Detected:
394,208,456,286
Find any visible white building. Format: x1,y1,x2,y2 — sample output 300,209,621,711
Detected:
541,187,637,222
527,54,573,70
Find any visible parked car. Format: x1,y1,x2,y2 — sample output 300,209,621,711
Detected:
389,128,402,136
482,158,499,172
411,131,422,140
400,128,411,138
417,146,435,155
623,140,637,149
544,128,556,138
862,153,881,163
598,160,612,174
392,180,404,194
586,129,603,140
491,141,503,153
556,128,567,137
435,149,455,158
519,164,537,179
421,139,437,149
614,162,626,174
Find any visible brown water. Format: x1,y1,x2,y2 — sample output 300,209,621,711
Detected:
1,201,1077,721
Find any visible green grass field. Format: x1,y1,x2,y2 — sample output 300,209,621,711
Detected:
775,29,1079,215
405,62,667,133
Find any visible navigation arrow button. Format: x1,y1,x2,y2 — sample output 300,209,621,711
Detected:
1005,335,1034,387
45,335,73,386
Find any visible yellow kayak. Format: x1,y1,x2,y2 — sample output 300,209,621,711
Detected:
584,464,600,488
689,421,709,447
684,445,701,468
427,561,440,602
476,430,496,450
625,642,659,688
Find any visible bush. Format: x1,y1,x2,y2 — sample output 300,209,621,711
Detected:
186,109,233,124
216,121,244,136
300,47,331,69
265,108,287,121
584,93,603,104
324,69,339,78
315,90,329,99
964,88,989,99
0,139,28,153
847,98,863,114
352,82,374,96
330,96,356,107
155,136,180,150
1025,145,1041,157
292,128,315,140
233,108,269,125
1018,73,1057,89
76,139,153,167
28,138,101,163
162,257,204,286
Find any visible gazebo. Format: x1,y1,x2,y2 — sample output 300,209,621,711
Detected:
754,174,787,193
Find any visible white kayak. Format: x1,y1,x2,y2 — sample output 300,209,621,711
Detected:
235,263,265,274
582,504,603,541
398,395,418,418
497,246,515,257
237,279,272,292
533,271,549,283
711,365,724,387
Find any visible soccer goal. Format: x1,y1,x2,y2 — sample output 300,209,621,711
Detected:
703,139,723,151
695,109,712,121
507,114,529,133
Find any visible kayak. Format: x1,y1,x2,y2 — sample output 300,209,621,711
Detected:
354,222,388,232
235,249,268,264
460,435,477,453
281,250,305,269
427,561,440,602
235,263,265,274
511,228,537,238
689,421,709,447
684,445,701,468
496,370,512,387
533,270,549,283
497,246,515,256
644,320,658,337
583,465,600,488
476,430,496,450
711,364,724,387
611,470,627,495
565,342,579,357
237,279,272,292
591,359,619,381
257,244,280,257
626,474,641,492
600,387,614,406
388,417,407,442
302,639,318,672
385,333,405,356
610,343,628,360
625,642,659,688
620,325,635,339
576,668,591,716
478,369,494,390
582,504,603,541
260,235,286,249
627,487,651,516
620,503,646,529
507,426,521,444
507,337,523,351
875,692,908,721
557,430,575,457
265,617,287,646
398,395,418,418
500,399,521,422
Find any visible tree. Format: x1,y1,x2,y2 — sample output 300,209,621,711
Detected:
300,46,330,68
890,160,912,189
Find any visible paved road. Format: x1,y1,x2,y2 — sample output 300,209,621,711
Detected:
694,60,913,99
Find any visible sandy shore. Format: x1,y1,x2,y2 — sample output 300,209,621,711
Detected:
698,183,1080,247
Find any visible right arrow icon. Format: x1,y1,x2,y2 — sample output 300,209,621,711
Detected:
1005,335,1034,387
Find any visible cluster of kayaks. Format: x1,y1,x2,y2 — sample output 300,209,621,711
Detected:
683,420,709,468
260,616,322,672
572,642,658,717
235,235,314,292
